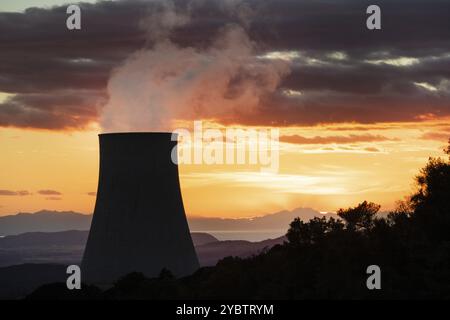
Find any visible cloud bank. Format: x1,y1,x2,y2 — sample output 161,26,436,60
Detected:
0,0,449,130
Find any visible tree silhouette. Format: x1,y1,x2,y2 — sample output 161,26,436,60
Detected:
158,268,174,280
287,216,343,247
406,140,450,242
337,201,380,232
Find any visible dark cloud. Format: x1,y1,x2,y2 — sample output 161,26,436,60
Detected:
37,190,62,196
1,0,450,129
0,190,31,196
0,91,104,129
280,134,396,145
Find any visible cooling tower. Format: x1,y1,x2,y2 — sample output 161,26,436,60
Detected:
81,133,199,284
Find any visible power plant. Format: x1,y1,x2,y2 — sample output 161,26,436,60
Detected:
81,133,199,284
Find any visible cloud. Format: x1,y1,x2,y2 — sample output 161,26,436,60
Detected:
87,192,97,196
1,0,450,129
364,147,381,153
0,91,104,130
37,189,62,196
45,197,62,201
0,190,31,196
420,132,450,141
280,134,397,145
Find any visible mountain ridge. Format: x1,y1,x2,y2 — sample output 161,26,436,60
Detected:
0,208,334,236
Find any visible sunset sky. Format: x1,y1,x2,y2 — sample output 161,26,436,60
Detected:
1,0,449,218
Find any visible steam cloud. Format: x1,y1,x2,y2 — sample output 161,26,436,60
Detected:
100,0,291,132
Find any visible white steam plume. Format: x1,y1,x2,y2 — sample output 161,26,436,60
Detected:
101,0,291,132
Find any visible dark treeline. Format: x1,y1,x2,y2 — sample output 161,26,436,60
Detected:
27,141,450,299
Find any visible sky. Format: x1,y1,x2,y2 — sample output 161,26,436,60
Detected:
1,0,449,218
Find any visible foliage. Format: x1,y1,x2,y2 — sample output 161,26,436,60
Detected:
337,201,380,232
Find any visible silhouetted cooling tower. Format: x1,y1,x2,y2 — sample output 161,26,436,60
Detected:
81,133,199,284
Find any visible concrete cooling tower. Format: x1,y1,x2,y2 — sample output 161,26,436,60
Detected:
81,133,199,284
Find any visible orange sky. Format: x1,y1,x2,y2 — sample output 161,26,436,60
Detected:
0,119,448,218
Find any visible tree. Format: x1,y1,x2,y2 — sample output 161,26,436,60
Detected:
158,268,174,280
287,216,343,247
337,201,380,232
407,144,450,241
410,158,450,210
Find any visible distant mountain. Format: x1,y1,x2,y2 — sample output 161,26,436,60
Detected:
0,210,92,236
188,207,333,232
0,208,333,236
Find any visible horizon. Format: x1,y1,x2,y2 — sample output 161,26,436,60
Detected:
0,206,334,219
